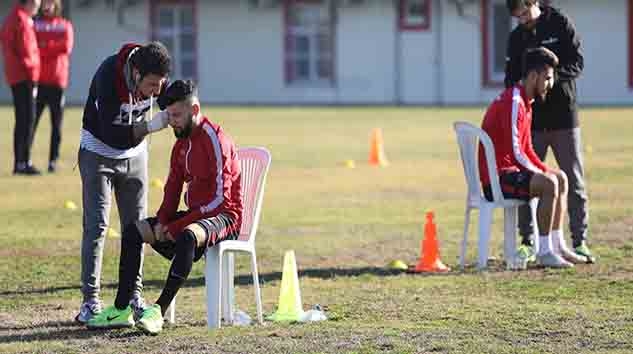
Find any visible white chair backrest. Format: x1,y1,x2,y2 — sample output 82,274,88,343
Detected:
453,121,504,203
237,147,271,243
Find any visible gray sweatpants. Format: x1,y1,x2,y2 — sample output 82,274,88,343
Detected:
79,148,147,302
518,127,589,246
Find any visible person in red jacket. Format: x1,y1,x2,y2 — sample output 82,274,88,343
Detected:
478,47,586,269
33,0,73,173
1,0,42,175
87,80,243,335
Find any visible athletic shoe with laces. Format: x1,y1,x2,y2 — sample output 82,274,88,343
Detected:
87,305,135,329
509,245,536,270
130,296,147,320
574,242,596,264
558,246,588,264
74,299,103,324
536,251,574,269
137,304,164,335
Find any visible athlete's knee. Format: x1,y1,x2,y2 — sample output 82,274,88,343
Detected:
535,173,558,199
554,170,568,194
175,230,197,252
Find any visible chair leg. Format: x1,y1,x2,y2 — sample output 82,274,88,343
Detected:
477,205,494,270
504,207,518,267
250,250,264,325
205,246,222,329
222,252,235,324
165,297,176,324
459,207,472,270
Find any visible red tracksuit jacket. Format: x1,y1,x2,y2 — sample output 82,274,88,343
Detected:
34,15,73,88
478,85,548,188
0,4,40,85
157,116,243,238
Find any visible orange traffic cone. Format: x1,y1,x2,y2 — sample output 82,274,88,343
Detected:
412,211,450,273
368,128,389,167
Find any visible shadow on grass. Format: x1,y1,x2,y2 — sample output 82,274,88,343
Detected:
1,265,468,297
0,320,146,344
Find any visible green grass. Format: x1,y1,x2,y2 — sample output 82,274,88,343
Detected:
1,105,632,353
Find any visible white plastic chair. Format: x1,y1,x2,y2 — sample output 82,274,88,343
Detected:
166,146,271,328
453,122,537,270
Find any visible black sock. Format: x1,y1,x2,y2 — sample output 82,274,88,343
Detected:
114,224,144,310
156,231,196,315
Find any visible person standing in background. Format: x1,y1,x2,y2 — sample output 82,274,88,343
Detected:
504,0,594,263
0,0,42,175
33,0,73,173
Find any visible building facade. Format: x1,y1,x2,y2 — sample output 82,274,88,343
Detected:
1,0,632,105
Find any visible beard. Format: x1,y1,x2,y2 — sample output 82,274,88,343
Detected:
173,113,194,139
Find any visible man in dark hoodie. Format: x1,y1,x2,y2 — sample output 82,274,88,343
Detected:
76,42,171,323
504,0,594,264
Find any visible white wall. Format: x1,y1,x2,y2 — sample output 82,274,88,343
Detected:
398,0,437,104
560,0,632,105
438,1,486,105
65,2,149,104
199,0,397,104
337,1,396,103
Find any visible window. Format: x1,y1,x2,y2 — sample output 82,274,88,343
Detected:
284,1,335,85
399,0,431,31
482,0,516,86
151,0,197,80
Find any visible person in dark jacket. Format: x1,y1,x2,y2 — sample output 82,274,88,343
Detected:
0,0,42,175
34,0,73,173
75,42,171,324
504,0,594,263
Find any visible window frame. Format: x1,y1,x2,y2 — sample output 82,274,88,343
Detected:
283,0,336,86
398,0,431,31
150,0,198,81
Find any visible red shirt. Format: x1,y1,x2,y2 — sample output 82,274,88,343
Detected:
34,15,73,88
157,116,243,238
478,85,549,187
0,4,40,85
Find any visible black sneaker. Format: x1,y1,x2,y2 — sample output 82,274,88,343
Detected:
14,165,42,176
48,161,57,173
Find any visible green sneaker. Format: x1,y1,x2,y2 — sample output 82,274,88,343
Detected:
137,304,164,335
508,245,536,270
574,243,596,264
517,244,536,262
86,305,134,329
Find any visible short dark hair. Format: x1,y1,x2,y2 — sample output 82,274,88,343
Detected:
130,41,171,79
521,47,559,78
158,79,197,108
506,0,537,13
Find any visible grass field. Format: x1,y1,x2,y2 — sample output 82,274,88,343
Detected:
1,105,633,354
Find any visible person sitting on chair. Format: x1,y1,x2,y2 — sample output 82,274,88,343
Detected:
478,47,587,269
87,80,243,335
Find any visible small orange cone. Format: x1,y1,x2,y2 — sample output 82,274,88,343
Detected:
412,211,450,273
368,128,389,167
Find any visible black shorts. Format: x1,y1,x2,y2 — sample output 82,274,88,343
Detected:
135,211,239,262
483,171,533,202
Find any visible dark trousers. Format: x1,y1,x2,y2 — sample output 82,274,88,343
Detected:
35,84,65,163
519,128,589,246
115,213,238,312
10,81,37,168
